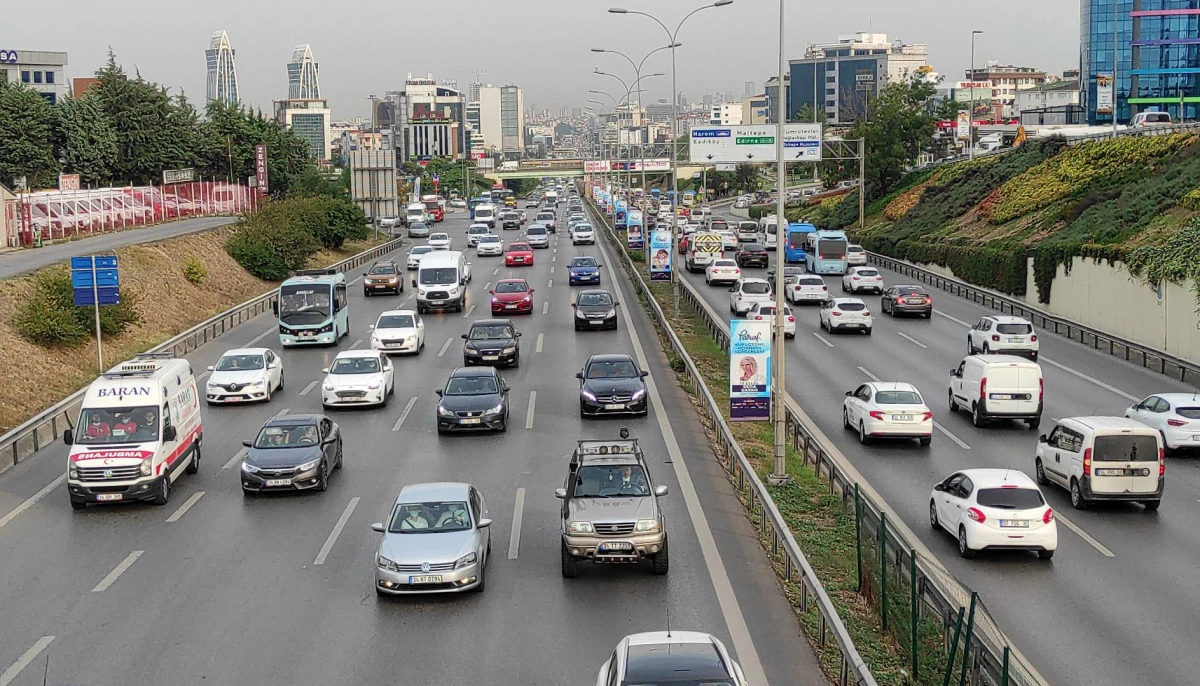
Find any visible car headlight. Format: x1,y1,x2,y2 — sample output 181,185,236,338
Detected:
568,521,594,534
69,466,79,480
448,287,459,296
241,461,259,474
502,346,516,354
140,457,153,476
486,403,504,415
635,519,660,533
605,309,616,318
323,383,335,392
575,309,587,318
631,388,647,401
455,552,478,569
296,458,321,473
437,405,456,417
368,382,382,390
251,380,264,387
206,381,217,390
371,336,381,345
581,389,597,402
377,555,398,572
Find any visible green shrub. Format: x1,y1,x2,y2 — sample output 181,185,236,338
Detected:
1125,219,1200,308
183,259,207,285
226,223,318,281
317,197,370,249
1181,188,1200,211
748,205,772,220
13,269,143,348
863,239,1027,296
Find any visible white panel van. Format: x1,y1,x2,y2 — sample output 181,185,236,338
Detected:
413,250,471,314
1035,417,1163,510
949,355,1043,429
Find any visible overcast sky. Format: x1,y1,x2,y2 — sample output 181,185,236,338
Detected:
10,0,1078,118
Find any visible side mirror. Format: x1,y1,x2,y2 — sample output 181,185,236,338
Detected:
654,485,669,497
515,332,522,337
597,264,603,268
950,368,958,376
614,302,620,306
1038,434,1048,443
242,440,252,448
640,370,649,378
488,290,495,295
370,522,385,533
206,365,215,372
322,368,330,374
435,389,444,397
461,334,469,339
845,391,854,396
933,483,945,492
477,518,492,528
63,429,74,446
575,372,584,380
162,426,178,442
571,303,577,308
529,289,535,294
554,488,567,499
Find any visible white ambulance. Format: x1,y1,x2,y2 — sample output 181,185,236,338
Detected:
64,352,203,510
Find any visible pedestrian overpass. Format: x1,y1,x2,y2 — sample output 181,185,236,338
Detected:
490,158,671,180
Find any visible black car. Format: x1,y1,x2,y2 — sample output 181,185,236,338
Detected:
735,243,769,269
436,366,510,434
462,318,522,368
240,414,343,495
573,289,619,331
577,354,649,417
882,285,933,318
363,260,403,296
501,212,521,230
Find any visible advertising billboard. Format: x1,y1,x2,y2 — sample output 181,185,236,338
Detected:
956,111,971,141
1096,73,1114,115
254,144,269,194
648,230,672,282
729,319,771,421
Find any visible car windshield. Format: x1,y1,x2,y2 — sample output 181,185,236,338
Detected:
279,284,332,324
576,224,593,231
587,359,639,378
420,268,458,285
573,465,650,497
996,323,1033,335
410,223,427,230
742,282,771,294
330,357,381,374
838,302,866,311
578,292,613,306
896,286,927,296
376,314,414,329
571,258,598,268
495,282,528,294
76,405,160,444
1093,434,1158,462
253,424,320,449
369,265,397,275
469,325,514,340
215,354,265,371
469,226,489,234
445,376,500,395
975,487,1045,509
855,269,878,277
537,214,554,220
508,244,531,252
875,391,923,405
389,500,472,533
788,233,809,248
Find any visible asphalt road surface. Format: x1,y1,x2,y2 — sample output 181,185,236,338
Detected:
0,203,824,686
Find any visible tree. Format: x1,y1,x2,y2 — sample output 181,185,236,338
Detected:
842,77,940,201
196,100,312,197
0,82,58,189
54,94,119,185
735,163,758,191
794,104,828,124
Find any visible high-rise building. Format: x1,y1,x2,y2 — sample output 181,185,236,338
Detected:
275,98,332,161
500,85,525,157
287,44,321,100
205,30,239,106
476,85,503,151
788,33,928,125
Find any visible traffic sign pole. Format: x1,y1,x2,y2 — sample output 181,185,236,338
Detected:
92,260,103,372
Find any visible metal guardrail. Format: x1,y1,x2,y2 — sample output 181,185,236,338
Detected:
0,236,406,473
585,196,878,686
866,252,1200,386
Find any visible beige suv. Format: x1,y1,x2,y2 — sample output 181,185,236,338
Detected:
556,437,669,578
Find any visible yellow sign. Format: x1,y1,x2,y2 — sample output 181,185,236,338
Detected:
693,233,723,253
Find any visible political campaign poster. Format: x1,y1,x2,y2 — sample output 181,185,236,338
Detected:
729,319,771,421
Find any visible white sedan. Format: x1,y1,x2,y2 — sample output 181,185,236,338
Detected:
407,246,433,269
370,310,425,355
705,259,741,286
843,381,932,445
428,233,452,250
205,348,284,404
786,274,829,305
321,350,395,409
745,302,796,339
1125,393,1200,453
820,297,873,334
842,266,884,294
930,469,1057,560
716,230,738,251
570,223,596,245
476,234,504,256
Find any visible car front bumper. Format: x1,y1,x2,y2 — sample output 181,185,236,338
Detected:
206,385,269,403
576,315,617,329
562,532,665,562
492,301,533,314
568,272,601,285
280,331,337,346
580,396,648,415
505,257,533,266
68,475,164,504
372,338,419,354
477,248,502,256
322,388,387,406
437,412,506,432
376,561,481,594
241,465,323,492
364,282,402,294
464,350,518,366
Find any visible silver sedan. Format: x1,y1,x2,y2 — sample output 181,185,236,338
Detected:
372,482,492,595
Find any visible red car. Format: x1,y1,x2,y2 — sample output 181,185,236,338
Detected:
505,242,534,267
424,201,444,222
490,279,535,315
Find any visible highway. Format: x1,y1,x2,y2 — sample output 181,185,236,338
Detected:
669,204,1200,686
0,202,824,686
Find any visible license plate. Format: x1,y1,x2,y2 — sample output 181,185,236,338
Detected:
300,332,315,338
460,418,482,425
409,575,442,584
265,478,291,487
604,403,625,410
483,355,499,361
590,320,605,325
97,493,123,502
599,542,633,552
506,304,517,308
373,285,388,289
892,415,914,422
1096,468,1124,476
1008,337,1025,343
999,520,1029,528
430,300,444,305
989,393,1014,400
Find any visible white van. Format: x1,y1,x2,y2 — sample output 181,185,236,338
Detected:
1131,111,1172,128
405,203,427,227
759,215,779,251
948,355,1043,429
64,353,203,510
413,250,471,314
474,203,498,229
1035,417,1163,510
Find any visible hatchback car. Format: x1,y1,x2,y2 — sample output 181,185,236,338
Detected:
500,212,521,230
206,348,283,404
968,316,1039,359
728,278,773,315
534,211,557,232
786,274,829,304
369,309,424,354
820,297,873,334
842,266,884,294
847,244,868,266
745,302,796,339
321,350,396,408
475,234,503,256
372,482,492,594
435,367,510,433
505,242,534,267
882,284,933,318
567,256,602,285
735,243,769,268
490,279,534,315
577,354,649,417
467,224,491,247
1126,393,1200,453
596,632,748,686
240,414,342,494
570,223,596,245
462,318,522,367
573,289,619,330
524,225,550,248
363,260,403,296
843,381,932,445
407,245,433,269
428,233,451,250
930,469,1057,559
705,259,741,286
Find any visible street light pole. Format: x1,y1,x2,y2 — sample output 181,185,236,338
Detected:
969,31,982,160
770,0,788,483
1112,0,1120,137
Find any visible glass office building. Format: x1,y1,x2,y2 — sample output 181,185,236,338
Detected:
1082,0,1199,124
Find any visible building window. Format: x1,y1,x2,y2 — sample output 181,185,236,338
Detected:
33,71,43,84
45,71,54,84
21,70,30,83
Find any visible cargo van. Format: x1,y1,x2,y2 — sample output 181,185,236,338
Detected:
64,353,203,510
948,355,1043,429
1035,417,1164,510
405,203,427,227
474,203,498,229
413,250,471,313
759,215,779,251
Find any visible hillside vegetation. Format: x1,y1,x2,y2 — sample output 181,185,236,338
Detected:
796,132,1200,304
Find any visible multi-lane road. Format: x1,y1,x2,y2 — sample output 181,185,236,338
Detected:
676,205,1200,686
0,203,824,686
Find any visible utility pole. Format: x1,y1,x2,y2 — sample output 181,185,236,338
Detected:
769,0,790,485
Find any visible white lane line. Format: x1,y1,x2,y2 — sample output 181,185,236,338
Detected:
858,366,881,381
550,266,555,274
166,491,205,523
245,328,274,346
933,422,971,450
392,396,418,432
438,338,453,356
552,255,557,262
223,447,248,471
276,408,291,417
525,391,537,430
0,636,55,686
897,331,928,349
91,550,144,592
934,310,972,328
811,332,835,348
1056,512,1115,557
483,281,491,291
547,279,553,288
1040,356,1140,402
536,332,544,353
350,339,363,349
463,304,476,318
299,380,319,396
197,369,211,382
493,268,500,275
508,487,526,560
542,302,549,315
0,474,66,529
314,497,360,566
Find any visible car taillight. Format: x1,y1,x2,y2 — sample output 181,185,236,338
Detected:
754,315,762,320
1159,447,1165,476
921,411,933,421
1042,508,1054,524
980,377,988,400
967,507,986,523
1030,335,1038,342
787,316,795,322
1082,447,1092,476
852,276,860,280
991,334,1000,342
831,311,841,316
869,411,885,420
896,297,905,304
1167,418,1187,427
863,311,871,317
822,286,828,291
924,297,932,305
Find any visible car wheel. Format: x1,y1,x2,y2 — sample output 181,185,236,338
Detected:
512,352,520,369
185,443,200,475
650,537,670,575
473,565,486,593
335,444,344,470
843,408,852,430
1070,478,1089,510
971,402,986,428
948,389,958,412
919,435,932,447
561,543,579,578
1037,549,1055,560
923,311,932,319
983,343,991,354
929,500,939,530
967,337,974,355
1035,459,1048,485
1026,417,1040,430
278,373,285,391
317,462,330,492
958,526,977,559
153,474,171,506
858,422,870,445
865,327,872,336
498,415,508,433
71,498,86,511
1142,500,1161,512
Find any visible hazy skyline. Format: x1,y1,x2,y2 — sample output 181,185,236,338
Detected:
9,0,1078,118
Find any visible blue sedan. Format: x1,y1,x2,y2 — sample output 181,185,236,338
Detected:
567,257,602,286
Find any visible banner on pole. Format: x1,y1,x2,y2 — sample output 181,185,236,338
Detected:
649,230,672,281
729,319,771,421
956,111,971,141
1096,73,1114,115
254,144,269,194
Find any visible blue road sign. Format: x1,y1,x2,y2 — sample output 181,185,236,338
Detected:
74,288,121,306
71,255,120,307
